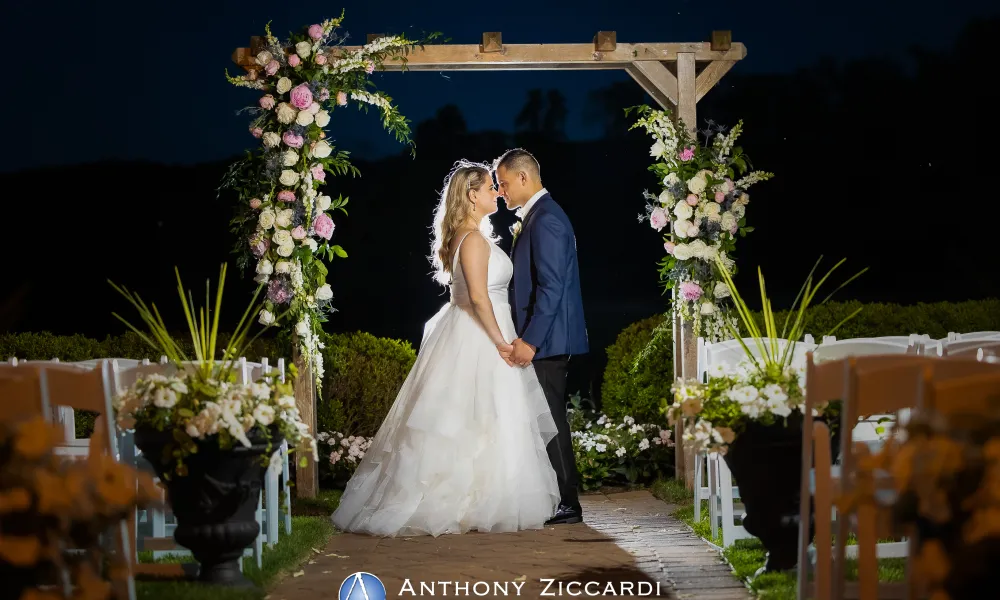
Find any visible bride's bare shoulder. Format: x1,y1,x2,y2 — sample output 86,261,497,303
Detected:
447,228,483,261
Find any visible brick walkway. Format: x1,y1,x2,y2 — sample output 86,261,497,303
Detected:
269,490,750,599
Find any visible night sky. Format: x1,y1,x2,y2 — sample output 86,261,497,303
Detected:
7,0,996,172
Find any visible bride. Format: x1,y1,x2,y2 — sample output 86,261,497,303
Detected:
331,160,560,536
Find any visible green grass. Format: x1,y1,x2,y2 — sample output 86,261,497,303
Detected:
650,477,907,600
136,492,341,600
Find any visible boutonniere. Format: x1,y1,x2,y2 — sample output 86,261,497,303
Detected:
510,221,523,242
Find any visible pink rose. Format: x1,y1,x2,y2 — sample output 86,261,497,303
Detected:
290,84,314,110
282,131,304,148
664,241,676,255
288,54,301,67
310,164,326,182
250,234,270,258
336,91,347,106
265,60,279,76
365,61,375,74
679,281,703,301
250,127,263,138
715,191,726,203
318,88,330,101
291,226,307,240
308,24,324,40
249,198,262,209
314,212,335,240
679,147,695,161
277,190,296,203
259,94,275,110
724,179,735,193
686,194,699,206
315,54,327,65
649,207,668,231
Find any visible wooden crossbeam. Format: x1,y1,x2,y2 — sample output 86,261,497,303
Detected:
696,60,737,102
233,42,746,72
626,61,678,109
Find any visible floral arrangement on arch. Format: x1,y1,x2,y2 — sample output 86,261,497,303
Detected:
223,12,437,386
627,105,773,341
665,256,863,454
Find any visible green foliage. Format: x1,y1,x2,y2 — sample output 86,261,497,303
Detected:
602,299,1000,426
569,406,675,490
318,331,416,437
601,313,674,424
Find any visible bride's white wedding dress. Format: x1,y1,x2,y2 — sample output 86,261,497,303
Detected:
331,231,560,537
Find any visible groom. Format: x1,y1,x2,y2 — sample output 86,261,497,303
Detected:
494,148,589,525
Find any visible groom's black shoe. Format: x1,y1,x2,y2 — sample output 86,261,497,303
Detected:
545,504,583,525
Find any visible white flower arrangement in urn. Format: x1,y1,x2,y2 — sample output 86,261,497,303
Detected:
110,265,317,478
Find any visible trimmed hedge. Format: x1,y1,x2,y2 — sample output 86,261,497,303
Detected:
601,299,1000,424
0,330,417,444
318,331,416,437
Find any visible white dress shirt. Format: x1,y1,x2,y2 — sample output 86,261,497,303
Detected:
519,188,548,219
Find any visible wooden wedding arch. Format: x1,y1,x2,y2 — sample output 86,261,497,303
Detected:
233,31,745,495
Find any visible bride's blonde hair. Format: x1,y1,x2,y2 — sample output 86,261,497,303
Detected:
429,160,497,285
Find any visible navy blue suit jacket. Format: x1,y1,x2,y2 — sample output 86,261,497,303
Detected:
509,193,589,359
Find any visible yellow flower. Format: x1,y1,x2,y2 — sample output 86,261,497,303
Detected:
715,427,736,444
90,454,137,508
915,539,950,586
0,534,42,566
13,418,59,460
0,488,32,514
34,470,72,515
681,397,703,417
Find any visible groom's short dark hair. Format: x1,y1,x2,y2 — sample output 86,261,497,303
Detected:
494,148,540,181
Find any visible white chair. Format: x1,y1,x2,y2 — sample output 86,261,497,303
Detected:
945,330,1000,342
940,340,1000,360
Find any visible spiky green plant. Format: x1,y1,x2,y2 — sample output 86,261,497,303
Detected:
714,255,868,377
108,265,276,381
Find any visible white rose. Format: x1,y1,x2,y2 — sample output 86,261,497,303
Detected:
282,150,298,167
254,273,269,285
673,219,690,239
255,51,273,66
688,239,708,258
296,110,314,126
672,243,693,260
276,77,292,94
314,110,330,127
279,169,300,186
704,202,721,218
731,203,746,219
256,259,273,275
295,320,310,336
304,239,318,252
295,41,312,58
316,195,332,211
277,243,295,257
714,281,731,299
185,424,201,439
311,140,332,158
673,202,693,220
274,261,291,274
276,208,294,228
649,140,665,158
315,284,333,301
700,301,716,315
273,229,293,246
663,173,679,186
259,209,276,230
658,189,674,206
258,309,275,326
276,102,297,124
308,102,321,115
721,212,738,232
687,222,700,237
262,132,280,148
253,404,276,426
687,175,707,195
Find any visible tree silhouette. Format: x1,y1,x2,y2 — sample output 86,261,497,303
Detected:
542,89,569,140
584,81,649,137
515,89,544,132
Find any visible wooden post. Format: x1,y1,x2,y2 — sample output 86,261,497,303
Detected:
676,51,699,489
291,334,318,499
480,32,502,53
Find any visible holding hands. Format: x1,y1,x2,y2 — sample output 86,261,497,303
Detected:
496,339,535,367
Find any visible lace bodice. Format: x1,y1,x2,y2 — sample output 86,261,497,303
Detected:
450,232,512,307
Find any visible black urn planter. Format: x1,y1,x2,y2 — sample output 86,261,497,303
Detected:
722,414,840,573
135,427,282,587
